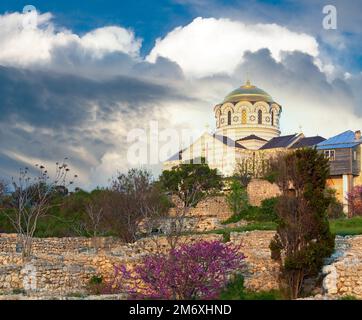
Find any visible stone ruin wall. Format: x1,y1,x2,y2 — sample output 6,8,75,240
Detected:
247,179,281,206
230,231,279,291
158,182,281,234
323,235,362,298
2,231,362,299
0,231,279,296
148,195,234,233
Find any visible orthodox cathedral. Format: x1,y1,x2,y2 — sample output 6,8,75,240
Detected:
164,80,325,176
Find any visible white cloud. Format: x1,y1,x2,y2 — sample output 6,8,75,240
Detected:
0,12,141,68
80,26,142,59
147,17,319,78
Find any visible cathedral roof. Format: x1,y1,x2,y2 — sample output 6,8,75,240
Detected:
213,134,246,149
237,135,267,142
291,136,325,149
259,134,299,150
223,80,275,104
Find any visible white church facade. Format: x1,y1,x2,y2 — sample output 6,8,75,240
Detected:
164,81,325,176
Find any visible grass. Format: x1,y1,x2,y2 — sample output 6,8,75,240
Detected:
329,216,362,236
220,216,362,237
222,198,279,225
222,206,261,225
207,221,277,243
215,221,277,234
220,274,284,300
339,295,359,300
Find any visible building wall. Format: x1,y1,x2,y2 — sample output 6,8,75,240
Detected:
163,133,247,177
354,145,362,186
214,101,281,141
326,176,344,204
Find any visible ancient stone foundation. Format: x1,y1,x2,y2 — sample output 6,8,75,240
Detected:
2,231,362,299
247,179,281,206
0,231,277,297
323,235,362,298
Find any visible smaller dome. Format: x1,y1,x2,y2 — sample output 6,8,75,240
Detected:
223,80,274,103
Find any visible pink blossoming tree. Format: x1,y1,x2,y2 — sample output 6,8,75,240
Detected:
347,185,362,217
105,240,245,300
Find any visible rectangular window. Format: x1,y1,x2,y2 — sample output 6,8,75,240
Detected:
324,150,335,161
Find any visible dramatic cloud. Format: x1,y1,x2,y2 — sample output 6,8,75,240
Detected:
147,17,319,77
227,49,362,137
0,9,361,189
0,12,141,69
0,64,193,187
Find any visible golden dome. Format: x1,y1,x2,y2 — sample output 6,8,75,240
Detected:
223,80,274,103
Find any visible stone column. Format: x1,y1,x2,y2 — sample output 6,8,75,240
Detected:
342,174,354,214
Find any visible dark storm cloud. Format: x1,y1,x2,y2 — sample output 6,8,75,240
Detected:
0,59,192,186
232,49,351,103
0,65,179,128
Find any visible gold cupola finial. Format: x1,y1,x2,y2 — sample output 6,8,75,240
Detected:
244,72,252,87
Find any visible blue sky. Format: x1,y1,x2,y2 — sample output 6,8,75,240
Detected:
0,0,195,55
0,0,361,187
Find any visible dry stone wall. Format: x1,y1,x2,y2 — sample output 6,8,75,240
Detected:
0,231,278,297
323,235,362,298
0,233,123,255
247,179,281,206
168,196,233,221
230,231,279,291
140,196,233,234
3,231,362,299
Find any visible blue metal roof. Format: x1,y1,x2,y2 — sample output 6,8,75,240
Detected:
317,142,360,150
317,130,362,150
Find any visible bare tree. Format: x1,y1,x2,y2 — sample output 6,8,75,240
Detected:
85,202,103,238
100,169,169,243
3,160,77,261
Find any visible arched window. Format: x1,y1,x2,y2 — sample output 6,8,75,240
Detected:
242,110,247,124
258,110,263,124
227,111,232,125
271,111,274,126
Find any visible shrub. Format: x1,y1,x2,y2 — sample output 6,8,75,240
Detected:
259,197,279,222
223,198,278,224
87,275,104,295
12,288,26,295
325,188,345,219
220,274,283,300
347,186,362,217
269,149,335,299
104,241,245,300
226,179,249,218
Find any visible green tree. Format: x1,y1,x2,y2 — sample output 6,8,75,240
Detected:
226,179,249,217
159,159,222,248
269,148,335,299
